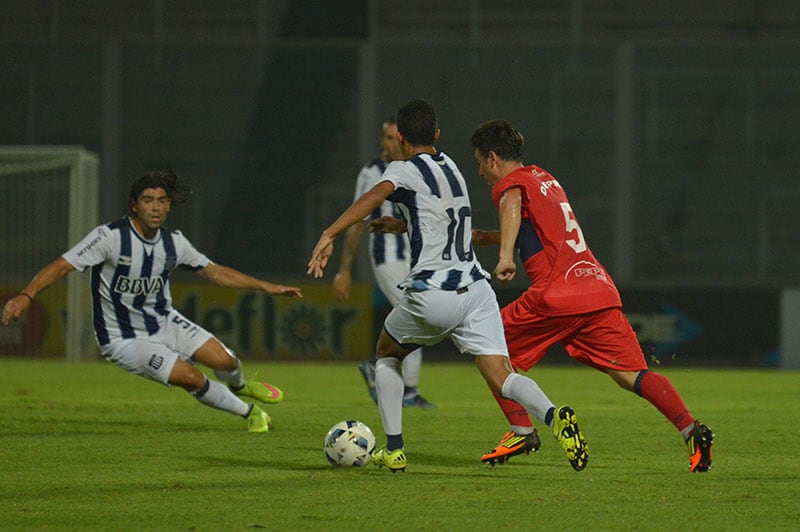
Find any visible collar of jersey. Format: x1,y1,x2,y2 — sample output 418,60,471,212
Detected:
127,217,163,245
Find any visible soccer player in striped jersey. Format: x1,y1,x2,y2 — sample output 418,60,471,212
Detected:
470,119,714,472
308,99,588,473
2,170,302,433
332,118,435,409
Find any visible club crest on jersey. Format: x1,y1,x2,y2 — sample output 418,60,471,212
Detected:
165,257,177,270
114,275,165,295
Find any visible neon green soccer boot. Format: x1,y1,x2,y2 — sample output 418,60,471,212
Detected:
233,380,284,404
245,405,272,433
552,405,589,471
372,447,407,473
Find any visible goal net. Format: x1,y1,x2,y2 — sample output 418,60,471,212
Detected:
0,146,99,360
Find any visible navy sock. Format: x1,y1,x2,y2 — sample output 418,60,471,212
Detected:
633,369,648,397
544,406,555,427
387,434,404,451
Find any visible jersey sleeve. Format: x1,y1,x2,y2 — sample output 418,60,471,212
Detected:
173,230,210,271
492,174,528,213
61,225,115,272
353,166,372,202
380,160,410,191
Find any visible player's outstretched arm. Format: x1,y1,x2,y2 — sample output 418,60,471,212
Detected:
196,263,302,298
308,180,394,279
2,257,75,325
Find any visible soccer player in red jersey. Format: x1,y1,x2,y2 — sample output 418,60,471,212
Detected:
470,119,714,472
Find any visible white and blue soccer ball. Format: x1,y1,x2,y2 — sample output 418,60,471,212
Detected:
323,420,376,467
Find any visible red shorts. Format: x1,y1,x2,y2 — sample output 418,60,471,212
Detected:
500,300,647,372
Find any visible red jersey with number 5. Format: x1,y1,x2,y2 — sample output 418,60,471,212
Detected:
491,165,622,316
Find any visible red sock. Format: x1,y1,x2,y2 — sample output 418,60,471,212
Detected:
635,370,695,432
492,389,534,429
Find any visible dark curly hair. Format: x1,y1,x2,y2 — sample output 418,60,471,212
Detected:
128,170,192,207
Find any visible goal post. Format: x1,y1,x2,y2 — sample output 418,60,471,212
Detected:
0,146,99,360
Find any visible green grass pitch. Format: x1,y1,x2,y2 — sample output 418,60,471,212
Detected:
0,359,797,530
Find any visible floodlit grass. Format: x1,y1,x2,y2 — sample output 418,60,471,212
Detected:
0,359,798,530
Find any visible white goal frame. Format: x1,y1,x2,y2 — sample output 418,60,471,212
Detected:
0,146,99,360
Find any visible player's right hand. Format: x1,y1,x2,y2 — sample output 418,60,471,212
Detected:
493,258,516,283
307,233,334,278
2,295,31,325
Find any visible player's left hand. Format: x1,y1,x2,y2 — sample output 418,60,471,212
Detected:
332,271,351,301
369,216,406,234
307,233,334,278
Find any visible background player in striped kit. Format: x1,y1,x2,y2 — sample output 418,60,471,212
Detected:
470,119,714,472
308,99,588,473
332,118,435,409
2,170,302,433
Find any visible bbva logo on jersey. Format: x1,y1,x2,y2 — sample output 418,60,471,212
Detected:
114,275,165,295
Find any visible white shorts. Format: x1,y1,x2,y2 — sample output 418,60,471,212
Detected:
373,260,409,307
384,279,509,357
99,310,213,385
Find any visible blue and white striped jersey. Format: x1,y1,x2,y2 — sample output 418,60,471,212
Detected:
62,217,209,346
354,157,408,267
380,151,490,291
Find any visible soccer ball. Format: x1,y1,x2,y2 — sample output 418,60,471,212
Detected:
323,420,376,467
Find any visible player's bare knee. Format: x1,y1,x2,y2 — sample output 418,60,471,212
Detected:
194,338,237,370
218,345,239,370
475,355,512,395
376,329,408,360
608,369,636,391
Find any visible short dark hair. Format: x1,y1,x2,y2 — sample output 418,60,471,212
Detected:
470,119,525,162
128,170,192,207
396,99,437,146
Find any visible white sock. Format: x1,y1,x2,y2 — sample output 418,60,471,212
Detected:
212,348,245,388
401,347,422,390
375,357,404,437
192,377,250,416
501,373,555,426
